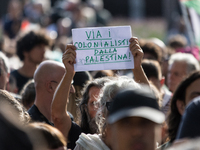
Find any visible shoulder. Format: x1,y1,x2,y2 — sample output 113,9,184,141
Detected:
76,133,110,150
67,121,81,150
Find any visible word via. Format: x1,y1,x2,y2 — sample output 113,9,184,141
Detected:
86,30,103,39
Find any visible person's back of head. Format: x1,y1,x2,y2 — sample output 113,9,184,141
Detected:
27,122,67,150
0,103,33,150
139,39,162,63
21,80,35,110
142,59,162,80
73,71,92,88
0,89,30,124
142,59,163,90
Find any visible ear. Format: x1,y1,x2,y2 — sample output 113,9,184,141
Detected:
176,100,185,115
45,81,54,93
160,77,165,87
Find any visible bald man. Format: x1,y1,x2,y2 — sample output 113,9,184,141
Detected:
28,60,80,149
28,60,66,124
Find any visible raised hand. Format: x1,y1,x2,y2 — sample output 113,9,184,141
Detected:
62,44,76,75
129,37,143,69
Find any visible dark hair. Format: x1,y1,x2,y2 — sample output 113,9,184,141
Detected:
78,77,111,134
167,71,200,142
21,80,35,110
139,40,162,63
94,70,114,79
142,59,161,80
17,31,49,61
28,122,66,149
168,34,187,49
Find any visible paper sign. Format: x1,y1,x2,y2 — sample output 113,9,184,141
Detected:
72,26,134,72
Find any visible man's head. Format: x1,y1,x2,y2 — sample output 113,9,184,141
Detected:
142,59,164,91
17,31,49,64
139,39,162,63
106,87,165,150
167,52,199,93
0,51,10,90
34,60,75,120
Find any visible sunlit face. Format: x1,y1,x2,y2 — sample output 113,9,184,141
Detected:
26,44,46,64
107,117,162,150
185,78,200,105
87,86,100,119
167,61,187,93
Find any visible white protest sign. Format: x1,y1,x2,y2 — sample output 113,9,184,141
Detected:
72,26,134,72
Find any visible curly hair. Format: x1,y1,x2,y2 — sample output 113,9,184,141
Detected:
78,77,112,134
95,76,141,137
17,31,49,61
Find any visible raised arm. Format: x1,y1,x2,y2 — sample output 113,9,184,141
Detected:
51,44,76,140
130,37,149,85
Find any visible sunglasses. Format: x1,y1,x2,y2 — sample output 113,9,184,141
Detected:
106,101,112,111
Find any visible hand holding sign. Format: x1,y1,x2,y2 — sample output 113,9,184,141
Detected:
62,44,76,75
129,37,144,70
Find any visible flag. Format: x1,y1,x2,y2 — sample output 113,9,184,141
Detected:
180,0,200,48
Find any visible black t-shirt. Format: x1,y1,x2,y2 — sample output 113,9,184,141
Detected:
28,104,81,149
10,70,32,93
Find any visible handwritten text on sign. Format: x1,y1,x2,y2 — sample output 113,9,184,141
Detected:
72,26,134,71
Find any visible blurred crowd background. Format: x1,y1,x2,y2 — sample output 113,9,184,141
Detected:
0,0,189,60
0,0,197,96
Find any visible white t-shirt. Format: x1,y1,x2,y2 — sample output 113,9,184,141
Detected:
74,133,110,150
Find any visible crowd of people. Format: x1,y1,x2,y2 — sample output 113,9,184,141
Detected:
0,0,200,150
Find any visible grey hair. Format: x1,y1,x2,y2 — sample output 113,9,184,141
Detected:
95,76,141,134
0,51,10,73
168,52,200,74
